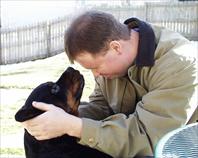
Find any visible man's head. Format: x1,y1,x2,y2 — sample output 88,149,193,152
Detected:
15,67,84,122
65,11,130,62
64,11,138,79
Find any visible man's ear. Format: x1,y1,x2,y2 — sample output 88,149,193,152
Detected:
109,40,122,54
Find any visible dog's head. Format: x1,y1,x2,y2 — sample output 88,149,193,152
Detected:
15,67,84,122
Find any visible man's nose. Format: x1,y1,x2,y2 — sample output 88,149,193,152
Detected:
91,69,100,77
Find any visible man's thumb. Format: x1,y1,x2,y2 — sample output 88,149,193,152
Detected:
32,101,54,111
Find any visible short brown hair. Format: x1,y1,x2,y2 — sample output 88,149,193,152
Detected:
64,10,130,63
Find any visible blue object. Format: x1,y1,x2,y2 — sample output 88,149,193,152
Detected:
155,123,198,158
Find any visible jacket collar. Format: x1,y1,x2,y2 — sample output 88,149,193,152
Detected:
124,18,156,67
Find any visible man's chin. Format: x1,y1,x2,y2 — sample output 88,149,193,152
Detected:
103,75,113,79
105,75,121,79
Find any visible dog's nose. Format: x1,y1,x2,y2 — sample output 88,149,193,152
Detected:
66,66,75,72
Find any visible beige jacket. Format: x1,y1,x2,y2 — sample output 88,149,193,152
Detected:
78,18,198,158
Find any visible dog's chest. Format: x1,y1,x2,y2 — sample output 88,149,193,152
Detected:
24,131,82,158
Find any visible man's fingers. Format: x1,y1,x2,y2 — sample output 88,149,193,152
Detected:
34,135,48,141
22,120,37,129
32,101,55,111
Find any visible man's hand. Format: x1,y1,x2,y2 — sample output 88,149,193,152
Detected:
22,101,82,140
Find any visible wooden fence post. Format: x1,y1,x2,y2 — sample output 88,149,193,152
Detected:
46,22,51,57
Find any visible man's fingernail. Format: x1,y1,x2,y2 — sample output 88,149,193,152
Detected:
32,101,37,105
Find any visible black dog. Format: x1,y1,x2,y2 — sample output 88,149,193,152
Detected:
15,67,112,158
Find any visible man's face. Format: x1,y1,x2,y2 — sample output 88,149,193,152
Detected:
75,49,130,79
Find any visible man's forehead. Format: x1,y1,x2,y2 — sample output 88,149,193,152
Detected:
75,52,103,69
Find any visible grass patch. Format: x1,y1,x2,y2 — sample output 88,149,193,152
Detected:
0,53,94,98
0,148,25,156
0,89,32,135
0,53,95,156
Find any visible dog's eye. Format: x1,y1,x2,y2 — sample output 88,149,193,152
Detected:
51,84,60,94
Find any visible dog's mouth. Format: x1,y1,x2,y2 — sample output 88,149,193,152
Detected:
74,75,84,100
64,67,85,99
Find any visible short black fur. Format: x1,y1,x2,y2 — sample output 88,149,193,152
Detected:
15,67,112,158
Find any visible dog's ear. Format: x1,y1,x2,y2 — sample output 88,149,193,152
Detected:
56,67,84,115
15,82,53,122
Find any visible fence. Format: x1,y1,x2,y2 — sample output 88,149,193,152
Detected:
0,1,198,65
0,16,72,65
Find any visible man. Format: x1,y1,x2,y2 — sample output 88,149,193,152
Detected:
23,11,198,157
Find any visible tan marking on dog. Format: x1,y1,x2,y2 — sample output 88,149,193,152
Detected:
67,91,79,116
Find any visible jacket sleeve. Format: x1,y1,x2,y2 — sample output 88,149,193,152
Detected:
78,42,198,157
78,79,114,120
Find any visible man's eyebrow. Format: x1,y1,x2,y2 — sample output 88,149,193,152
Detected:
83,63,99,70
88,67,98,71
81,64,97,70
